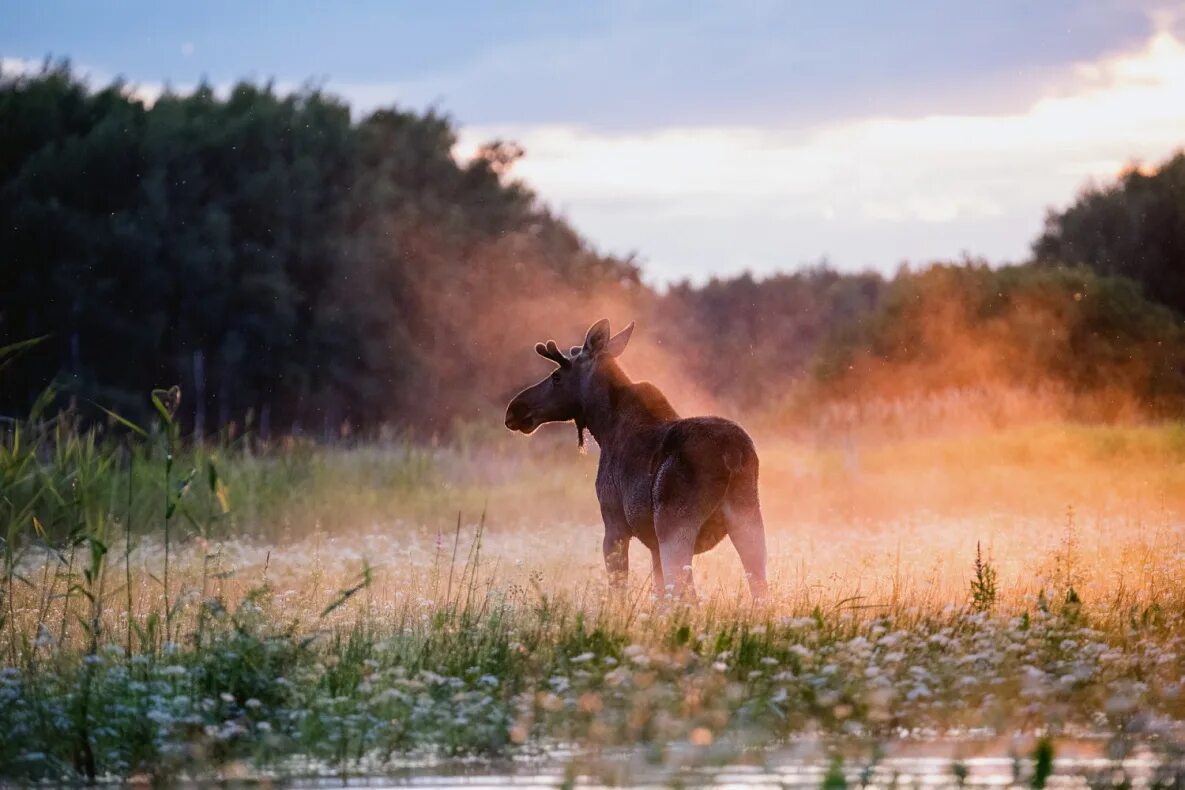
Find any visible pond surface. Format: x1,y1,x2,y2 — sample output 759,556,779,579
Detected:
285,738,1178,788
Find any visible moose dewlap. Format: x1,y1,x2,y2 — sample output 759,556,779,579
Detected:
505,319,768,599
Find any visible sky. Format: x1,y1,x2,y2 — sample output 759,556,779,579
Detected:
4,0,1185,284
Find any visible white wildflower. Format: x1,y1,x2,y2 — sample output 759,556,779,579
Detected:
906,684,931,701
789,644,812,659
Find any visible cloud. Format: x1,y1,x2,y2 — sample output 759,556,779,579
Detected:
454,24,1185,283
9,8,1184,284
1,57,42,77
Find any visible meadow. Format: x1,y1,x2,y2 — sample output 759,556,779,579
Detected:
4,397,1185,786
7,50,1185,789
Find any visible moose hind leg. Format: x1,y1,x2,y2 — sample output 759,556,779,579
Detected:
653,456,728,599
655,515,697,599
725,495,768,600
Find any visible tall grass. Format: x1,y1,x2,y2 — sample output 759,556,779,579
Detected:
4,391,1185,782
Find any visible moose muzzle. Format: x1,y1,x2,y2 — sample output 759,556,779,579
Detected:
504,399,537,433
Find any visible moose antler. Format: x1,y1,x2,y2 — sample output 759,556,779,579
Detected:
535,340,571,368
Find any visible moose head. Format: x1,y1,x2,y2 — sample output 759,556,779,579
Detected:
504,318,634,439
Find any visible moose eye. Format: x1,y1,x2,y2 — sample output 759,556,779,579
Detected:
550,371,561,384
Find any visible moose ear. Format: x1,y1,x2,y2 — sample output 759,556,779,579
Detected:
605,321,634,357
569,346,582,357
582,318,611,354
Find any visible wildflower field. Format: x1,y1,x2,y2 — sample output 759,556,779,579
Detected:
4,406,1185,786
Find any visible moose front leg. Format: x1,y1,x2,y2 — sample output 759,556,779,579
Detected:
600,504,631,591
603,530,629,590
649,549,665,597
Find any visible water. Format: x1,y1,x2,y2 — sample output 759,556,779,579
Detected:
283,738,1178,788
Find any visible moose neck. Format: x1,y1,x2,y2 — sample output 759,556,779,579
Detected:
579,356,671,449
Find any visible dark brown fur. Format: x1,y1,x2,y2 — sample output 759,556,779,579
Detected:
505,319,767,598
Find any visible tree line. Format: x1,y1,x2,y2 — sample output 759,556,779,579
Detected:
0,64,640,435
2,64,1184,435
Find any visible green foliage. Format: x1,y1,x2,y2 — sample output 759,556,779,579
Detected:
822,754,848,788
970,542,998,613
809,261,1185,417
0,65,638,435
1035,150,1185,315
1031,737,1055,788
655,265,886,408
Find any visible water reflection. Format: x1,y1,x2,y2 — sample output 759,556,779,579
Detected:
288,737,1177,788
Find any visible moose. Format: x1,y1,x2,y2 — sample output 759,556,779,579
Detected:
505,319,767,599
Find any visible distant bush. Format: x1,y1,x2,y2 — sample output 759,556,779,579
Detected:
809,262,1185,421
652,265,885,409
1035,150,1185,316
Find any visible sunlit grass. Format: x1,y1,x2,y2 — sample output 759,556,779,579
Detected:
3,407,1185,782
